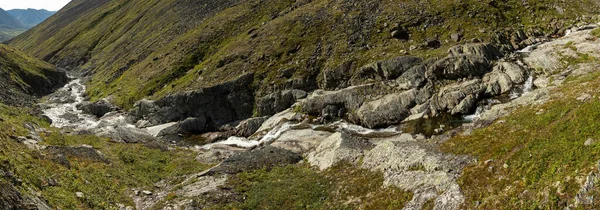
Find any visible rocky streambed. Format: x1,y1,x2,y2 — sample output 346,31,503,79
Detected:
34,25,600,209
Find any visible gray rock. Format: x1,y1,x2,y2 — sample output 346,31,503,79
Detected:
156,117,208,138
430,79,485,115
391,25,410,40
350,56,422,85
429,55,491,80
483,70,513,96
448,43,502,60
46,146,108,163
271,129,333,153
495,62,527,84
354,89,422,128
301,84,388,117
206,146,302,175
130,73,255,130
77,99,117,117
307,132,373,170
256,90,296,116
236,117,267,137
319,61,354,90
451,33,462,42
395,64,428,90
361,139,471,210
110,126,157,143
76,192,84,198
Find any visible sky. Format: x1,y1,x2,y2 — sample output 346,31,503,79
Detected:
0,0,71,11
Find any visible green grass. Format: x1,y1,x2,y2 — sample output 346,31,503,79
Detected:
203,162,413,210
442,71,600,209
10,0,600,109
0,104,211,209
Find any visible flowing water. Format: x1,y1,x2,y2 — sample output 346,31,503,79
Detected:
42,79,101,130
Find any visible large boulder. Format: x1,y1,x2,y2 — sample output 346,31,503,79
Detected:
307,132,374,170
206,146,302,175
483,70,513,96
156,117,208,137
350,56,422,85
430,79,485,115
361,140,471,210
354,88,428,128
77,99,117,117
448,43,502,60
429,55,491,80
97,126,157,143
235,117,268,137
495,61,527,84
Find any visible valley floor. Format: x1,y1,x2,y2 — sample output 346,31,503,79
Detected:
5,21,600,210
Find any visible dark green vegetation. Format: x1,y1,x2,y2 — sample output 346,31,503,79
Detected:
0,104,210,209
443,67,600,208
7,9,55,28
9,0,600,109
0,44,66,106
202,163,413,210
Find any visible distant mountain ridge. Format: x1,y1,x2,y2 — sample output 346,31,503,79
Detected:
7,9,55,28
0,8,55,42
0,8,23,30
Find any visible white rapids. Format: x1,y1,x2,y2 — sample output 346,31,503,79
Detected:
42,79,102,130
201,120,400,150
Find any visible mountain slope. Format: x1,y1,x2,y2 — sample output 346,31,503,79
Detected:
10,0,600,110
0,44,67,106
0,8,25,42
7,9,55,28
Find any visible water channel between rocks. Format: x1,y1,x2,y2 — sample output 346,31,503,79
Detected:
40,46,538,150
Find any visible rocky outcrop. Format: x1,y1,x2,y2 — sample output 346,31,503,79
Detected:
307,132,374,170
354,88,426,128
256,89,307,116
131,73,255,130
77,99,117,117
361,137,472,210
206,146,302,175
350,56,422,86
448,43,502,60
430,79,485,115
0,182,51,210
319,61,354,90
301,84,392,117
235,117,267,137
429,55,491,80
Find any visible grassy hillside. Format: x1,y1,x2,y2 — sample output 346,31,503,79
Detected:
0,104,209,209
0,44,66,106
10,0,600,109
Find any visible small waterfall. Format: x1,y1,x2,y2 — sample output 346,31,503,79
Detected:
523,76,534,93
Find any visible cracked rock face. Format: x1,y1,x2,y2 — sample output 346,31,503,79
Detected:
362,138,472,210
